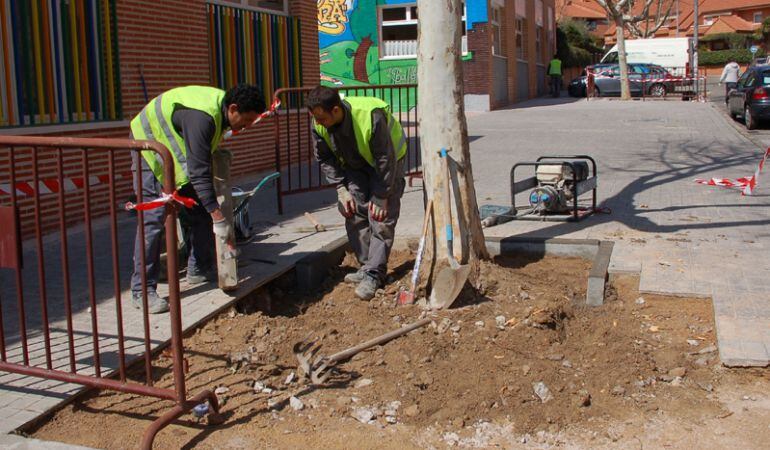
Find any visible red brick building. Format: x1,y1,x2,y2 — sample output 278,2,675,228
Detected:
463,0,559,110
0,0,318,232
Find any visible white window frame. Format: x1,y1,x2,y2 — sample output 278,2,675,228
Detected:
535,25,543,63
491,6,505,57
754,12,763,24
379,3,467,60
379,4,420,60
207,0,289,16
515,16,526,61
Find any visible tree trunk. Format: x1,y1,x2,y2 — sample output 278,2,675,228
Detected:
417,0,488,282
615,17,631,100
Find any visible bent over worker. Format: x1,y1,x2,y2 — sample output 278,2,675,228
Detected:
130,84,265,313
307,86,407,301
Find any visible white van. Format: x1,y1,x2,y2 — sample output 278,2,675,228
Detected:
601,37,693,76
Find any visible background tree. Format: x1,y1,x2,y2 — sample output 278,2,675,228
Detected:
594,0,675,100
557,18,605,67
417,0,488,296
625,0,674,38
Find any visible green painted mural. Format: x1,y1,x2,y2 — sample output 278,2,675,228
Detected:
317,0,418,111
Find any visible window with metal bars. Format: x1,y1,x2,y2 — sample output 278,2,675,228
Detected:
0,0,121,128
207,2,303,101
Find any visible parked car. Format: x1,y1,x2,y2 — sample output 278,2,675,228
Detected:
567,63,674,97
727,64,770,130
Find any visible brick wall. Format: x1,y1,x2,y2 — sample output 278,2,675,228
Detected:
1,0,319,236
463,23,491,95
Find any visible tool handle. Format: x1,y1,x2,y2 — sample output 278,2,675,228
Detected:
303,212,324,231
439,148,454,258
326,318,432,364
409,199,433,291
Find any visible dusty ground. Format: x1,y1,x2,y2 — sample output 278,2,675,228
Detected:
29,250,770,449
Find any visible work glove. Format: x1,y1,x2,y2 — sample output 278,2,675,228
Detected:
213,218,231,238
213,218,239,259
337,185,356,218
369,196,388,222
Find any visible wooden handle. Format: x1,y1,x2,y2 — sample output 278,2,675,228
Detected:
326,318,432,364
304,212,325,231
440,149,454,259
410,199,433,292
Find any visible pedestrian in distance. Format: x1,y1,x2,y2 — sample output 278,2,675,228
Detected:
130,84,266,313
548,54,563,98
307,86,407,301
719,60,741,105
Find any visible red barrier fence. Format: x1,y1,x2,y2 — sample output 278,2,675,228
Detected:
0,136,220,449
272,84,421,214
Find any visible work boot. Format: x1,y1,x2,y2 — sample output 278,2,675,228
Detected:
355,273,380,301
186,266,217,285
344,269,366,284
131,290,169,314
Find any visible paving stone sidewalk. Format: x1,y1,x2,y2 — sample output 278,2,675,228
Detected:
2,91,769,449
451,96,770,367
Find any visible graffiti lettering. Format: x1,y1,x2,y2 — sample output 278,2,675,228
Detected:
318,0,350,35
386,66,417,84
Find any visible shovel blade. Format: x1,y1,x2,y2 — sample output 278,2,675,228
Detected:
428,262,470,309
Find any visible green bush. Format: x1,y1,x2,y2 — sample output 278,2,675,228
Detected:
699,49,765,65
556,19,603,68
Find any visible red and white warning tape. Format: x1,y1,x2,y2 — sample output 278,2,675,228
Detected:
591,74,705,83
3,98,283,199
124,190,197,211
223,97,282,140
0,172,133,197
695,147,770,196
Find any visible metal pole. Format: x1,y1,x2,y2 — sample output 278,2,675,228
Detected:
693,0,699,79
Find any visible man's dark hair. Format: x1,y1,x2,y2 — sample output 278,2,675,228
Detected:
224,83,266,113
305,85,342,112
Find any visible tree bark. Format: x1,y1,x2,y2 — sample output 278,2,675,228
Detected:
615,17,631,100
416,0,488,280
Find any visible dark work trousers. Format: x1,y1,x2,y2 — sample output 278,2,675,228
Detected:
345,159,406,284
130,156,214,294
725,82,737,104
550,75,562,96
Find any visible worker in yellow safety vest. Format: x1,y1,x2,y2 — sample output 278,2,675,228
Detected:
548,54,563,97
307,86,407,301
129,84,265,313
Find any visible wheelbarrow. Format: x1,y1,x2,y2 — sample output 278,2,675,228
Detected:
231,171,280,239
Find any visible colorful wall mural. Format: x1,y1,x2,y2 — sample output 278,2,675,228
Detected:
318,0,487,111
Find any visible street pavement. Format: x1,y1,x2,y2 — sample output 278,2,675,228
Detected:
1,86,769,447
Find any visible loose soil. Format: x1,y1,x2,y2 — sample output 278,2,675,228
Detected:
29,250,770,449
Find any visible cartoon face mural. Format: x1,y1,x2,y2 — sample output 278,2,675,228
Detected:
318,0,351,35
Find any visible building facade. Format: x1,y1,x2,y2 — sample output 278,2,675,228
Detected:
0,0,319,232
318,0,557,111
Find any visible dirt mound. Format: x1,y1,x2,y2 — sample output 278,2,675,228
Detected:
30,250,753,450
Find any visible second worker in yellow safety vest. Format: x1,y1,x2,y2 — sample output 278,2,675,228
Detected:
308,86,407,301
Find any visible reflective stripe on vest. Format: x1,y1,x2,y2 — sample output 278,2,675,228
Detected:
314,97,407,167
130,86,225,187
153,94,188,176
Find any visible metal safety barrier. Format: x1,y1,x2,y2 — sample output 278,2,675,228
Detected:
0,136,220,449
584,66,708,102
273,84,421,214
640,76,708,102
